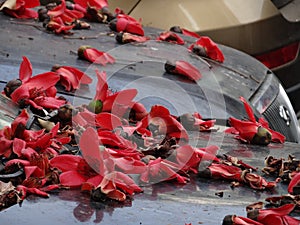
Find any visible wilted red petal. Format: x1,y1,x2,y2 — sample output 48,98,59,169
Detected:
181,28,201,38
166,60,202,81
240,97,256,123
106,189,127,201
175,145,201,172
59,170,87,188
268,129,286,143
95,112,123,130
33,96,66,109
12,138,26,157
16,185,49,199
24,166,43,179
50,155,83,172
229,117,258,143
23,0,40,8
5,159,31,168
256,204,298,224
115,15,144,36
206,163,243,181
103,89,138,113
196,147,220,162
156,31,185,45
79,127,105,175
0,137,13,158
94,70,108,101
56,67,79,91
19,56,32,83
61,66,92,84
24,72,60,90
149,105,170,117
83,48,115,66
227,215,263,225
116,32,150,44
47,0,66,17
3,7,38,19
189,36,225,63
10,85,30,103
288,172,300,194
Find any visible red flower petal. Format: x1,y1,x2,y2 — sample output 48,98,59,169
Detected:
156,31,185,45
25,0,40,8
95,112,123,130
10,85,30,103
62,66,92,84
24,72,60,90
115,15,144,36
229,117,258,143
207,163,243,181
103,89,138,113
189,36,225,63
230,215,263,225
33,96,66,109
94,70,108,101
60,170,87,188
12,138,26,157
83,48,115,66
79,127,105,175
288,172,300,194
181,28,201,38
47,0,66,17
19,56,32,83
257,204,296,221
165,60,202,81
50,155,83,172
240,97,256,123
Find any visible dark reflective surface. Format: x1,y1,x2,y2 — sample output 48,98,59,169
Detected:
1,133,299,224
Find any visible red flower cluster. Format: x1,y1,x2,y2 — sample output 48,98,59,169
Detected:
4,56,92,110
46,0,85,34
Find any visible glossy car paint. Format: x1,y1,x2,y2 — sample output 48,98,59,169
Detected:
108,0,300,113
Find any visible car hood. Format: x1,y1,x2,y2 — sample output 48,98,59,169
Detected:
0,13,267,122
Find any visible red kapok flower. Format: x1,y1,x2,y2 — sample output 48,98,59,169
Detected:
247,204,300,225
0,0,40,19
178,112,215,131
86,70,138,117
109,14,144,36
165,60,202,81
116,32,150,44
78,46,115,66
189,36,225,63
227,97,285,145
52,65,92,91
156,31,185,45
6,56,66,109
140,105,189,141
170,26,201,38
